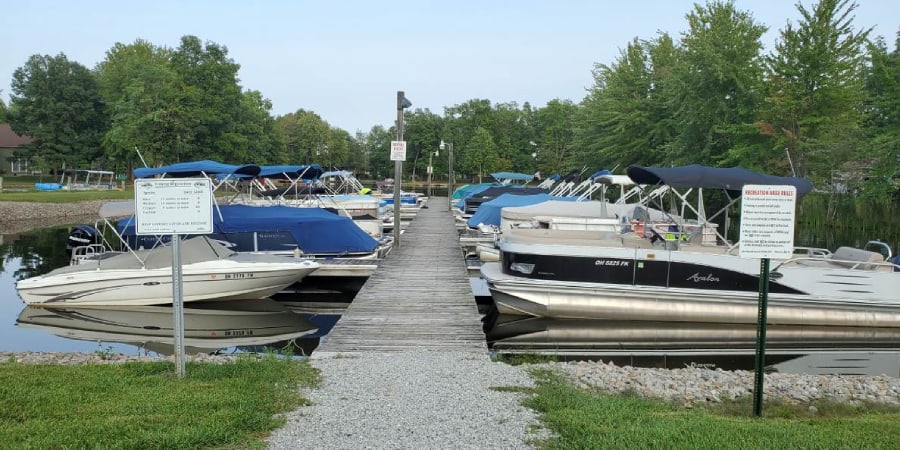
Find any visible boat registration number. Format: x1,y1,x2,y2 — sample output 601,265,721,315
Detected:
594,259,629,267
223,329,254,337
224,273,255,279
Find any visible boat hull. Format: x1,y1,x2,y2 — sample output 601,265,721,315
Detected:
17,260,319,307
481,262,900,327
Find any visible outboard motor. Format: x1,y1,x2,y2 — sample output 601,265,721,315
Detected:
66,225,102,252
891,254,900,272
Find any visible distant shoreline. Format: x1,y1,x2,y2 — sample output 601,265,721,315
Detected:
0,200,103,236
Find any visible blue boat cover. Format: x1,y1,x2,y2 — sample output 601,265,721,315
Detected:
490,172,534,183
134,160,261,179
119,204,378,254
626,165,814,196
452,183,492,200
467,193,577,228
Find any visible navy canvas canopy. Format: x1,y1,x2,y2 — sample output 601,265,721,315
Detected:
134,160,261,179
469,186,549,200
119,204,378,254
626,165,813,196
257,164,324,180
467,193,577,228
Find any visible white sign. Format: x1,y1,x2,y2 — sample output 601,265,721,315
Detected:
390,141,407,161
135,178,214,235
739,184,797,259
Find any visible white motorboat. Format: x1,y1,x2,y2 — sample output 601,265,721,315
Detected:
481,165,900,327
16,299,319,354
16,236,320,307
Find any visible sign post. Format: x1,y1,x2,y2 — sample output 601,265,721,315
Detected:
390,140,406,247
739,184,797,417
135,178,213,378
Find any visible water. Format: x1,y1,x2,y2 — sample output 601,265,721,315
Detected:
0,224,345,356
3,204,897,363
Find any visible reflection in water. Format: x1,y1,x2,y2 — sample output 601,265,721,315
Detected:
16,299,322,356
486,315,900,373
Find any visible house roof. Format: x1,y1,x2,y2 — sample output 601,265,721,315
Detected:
0,123,32,148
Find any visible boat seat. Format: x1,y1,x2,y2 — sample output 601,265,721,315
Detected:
829,246,885,270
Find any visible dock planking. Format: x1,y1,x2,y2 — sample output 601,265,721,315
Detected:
313,197,488,356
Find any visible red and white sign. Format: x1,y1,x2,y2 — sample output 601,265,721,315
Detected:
390,141,407,161
739,184,797,259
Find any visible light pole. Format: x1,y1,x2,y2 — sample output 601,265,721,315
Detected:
427,149,438,198
440,140,453,211
529,141,539,176
394,91,412,248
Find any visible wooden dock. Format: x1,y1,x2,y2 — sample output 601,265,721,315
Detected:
313,197,488,356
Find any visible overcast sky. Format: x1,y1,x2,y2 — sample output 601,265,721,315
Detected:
1,1,896,133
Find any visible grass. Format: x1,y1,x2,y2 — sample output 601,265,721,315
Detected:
523,368,900,449
0,354,319,449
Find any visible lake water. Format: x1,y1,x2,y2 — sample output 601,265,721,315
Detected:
3,218,898,370
0,224,345,356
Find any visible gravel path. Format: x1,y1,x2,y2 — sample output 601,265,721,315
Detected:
266,351,548,450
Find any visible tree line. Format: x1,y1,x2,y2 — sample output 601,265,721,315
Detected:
1,0,897,201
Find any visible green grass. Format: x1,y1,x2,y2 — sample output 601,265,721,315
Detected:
0,355,319,449
524,369,900,449
0,189,135,203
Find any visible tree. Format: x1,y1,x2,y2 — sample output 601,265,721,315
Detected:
0,94,8,122
275,109,330,164
95,40,183,168
463,127,499,182
761,0,871,182
169,35,245,161
403,109,444,181
533,99,578,174
672,1,767,166
8,53,107,172
576,34,679,171
859,34,900,199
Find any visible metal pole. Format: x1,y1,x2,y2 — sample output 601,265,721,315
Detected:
752,257,770,417
172,234,185,378
393,91,404,248
427,151,433,198
448,143,454,211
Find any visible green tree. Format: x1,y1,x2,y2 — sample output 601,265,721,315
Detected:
324,127,351,170
95,40,183,168
859,34,900,199
365,125,394,181
576,34,679,171
533,99,578,175
169,35,245,162
672,1,767,166
761,0,870,182
0,95,8,122
8,53,107,172
464,126,499,182
403,108,444,182
275,109,330,164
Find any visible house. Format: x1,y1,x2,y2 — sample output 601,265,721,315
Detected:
0,123,35,174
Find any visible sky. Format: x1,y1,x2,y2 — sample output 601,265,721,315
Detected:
1,1,896,134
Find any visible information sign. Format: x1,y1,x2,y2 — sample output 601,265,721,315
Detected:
390,141,407,161
739,184,797,259
135,178,213,235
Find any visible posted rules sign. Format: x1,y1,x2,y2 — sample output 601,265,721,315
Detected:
738,184,797,259
135,178,213,235
390,141,407,161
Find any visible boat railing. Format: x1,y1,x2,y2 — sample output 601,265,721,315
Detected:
70,244,112,266
774,254,900,272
